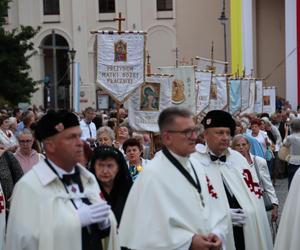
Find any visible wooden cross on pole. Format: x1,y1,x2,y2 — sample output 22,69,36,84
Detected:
209,41,215,73
113,12,126,33
172,47,179,68
146,51,152,75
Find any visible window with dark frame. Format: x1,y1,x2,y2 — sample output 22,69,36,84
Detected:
157,0,173,11
43,0,60,15
99,0,115,13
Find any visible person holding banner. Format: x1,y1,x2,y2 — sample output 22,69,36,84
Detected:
80,107,97,148
119,107,226,250
194,110,272,250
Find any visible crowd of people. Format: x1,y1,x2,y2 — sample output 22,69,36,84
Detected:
0,103,299,250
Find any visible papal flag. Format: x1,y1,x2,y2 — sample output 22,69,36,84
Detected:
229,79,242,115
263,87,276,114
159,66,196,114
128,75,172,132
0,183,5,250
241,79,255,115
241,79,250,112
207,75,228,112
254,80,263,113
195,71,211,115
97,31,145,103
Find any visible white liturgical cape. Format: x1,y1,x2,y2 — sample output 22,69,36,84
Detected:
0,182,5,250
274,168,300,250
193,146,273,250
5,160,120,250
119,150,230,250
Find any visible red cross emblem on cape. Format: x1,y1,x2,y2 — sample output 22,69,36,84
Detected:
206,176,218,199
0,194,4,213
243,169,263,198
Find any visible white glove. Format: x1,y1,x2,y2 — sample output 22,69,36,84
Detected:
77,202,111,227
230,208,247,227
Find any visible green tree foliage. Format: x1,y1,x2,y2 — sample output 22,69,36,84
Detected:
0,0,40,106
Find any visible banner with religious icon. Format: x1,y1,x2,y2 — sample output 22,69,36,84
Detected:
241,79,250,112
263,87,276,114
254,80,263,113
241,79,256,115
159,66,196,114
229,79,242,115
96,31,145,103
128,75,172,132
206,75,228,112
0,183,5,250
195,71,212,115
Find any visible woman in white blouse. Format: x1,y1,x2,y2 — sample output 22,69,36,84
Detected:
0,115,18,152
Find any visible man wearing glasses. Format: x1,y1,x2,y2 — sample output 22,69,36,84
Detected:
119,107,227,250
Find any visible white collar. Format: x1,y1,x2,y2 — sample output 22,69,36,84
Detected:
169,149,190,167
47,159,75,179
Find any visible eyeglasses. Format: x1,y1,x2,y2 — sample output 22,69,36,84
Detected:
19,140,32,144
167,127,201,138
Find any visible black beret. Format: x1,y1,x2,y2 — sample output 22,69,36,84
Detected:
34,110,79,141
202,110,236,136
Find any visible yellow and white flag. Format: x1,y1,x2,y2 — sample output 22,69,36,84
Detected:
128,75,172,132
97,31,145,103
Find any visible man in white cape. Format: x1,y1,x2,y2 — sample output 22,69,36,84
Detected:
194,110,272,250
5,110,119,250
274,168,300,250
119,107,228,250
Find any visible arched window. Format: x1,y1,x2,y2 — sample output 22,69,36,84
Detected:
43,0,60,15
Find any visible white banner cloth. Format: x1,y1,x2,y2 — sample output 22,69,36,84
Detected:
207,76,228,111
241,79,255,115
159,66,196,114
254,80,263,113
97,32,145,103
241,79,250,112
195,71,211,115
128,75,172,132
263,87,276,114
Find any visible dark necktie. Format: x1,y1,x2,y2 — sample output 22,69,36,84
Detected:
61,171,83,192
210,153,226,162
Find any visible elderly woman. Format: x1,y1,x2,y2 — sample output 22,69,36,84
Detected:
231,134,279,221
90,146,132,225
122,138,148,181
0,115,18,152
282,118,300,188
14,129,43,173
96,126,115,147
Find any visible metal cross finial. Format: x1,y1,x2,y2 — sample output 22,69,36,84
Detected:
146,51,151,64
113,12,126,33
172,47,179,67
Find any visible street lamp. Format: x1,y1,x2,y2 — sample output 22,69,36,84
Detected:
68,48,76,110
218,0,228,73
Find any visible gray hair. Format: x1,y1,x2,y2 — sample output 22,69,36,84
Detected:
291,119,300,133
231,134,250,149
17,128,33,140
96,126,115,141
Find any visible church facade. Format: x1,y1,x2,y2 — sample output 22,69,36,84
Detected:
4,0,290,110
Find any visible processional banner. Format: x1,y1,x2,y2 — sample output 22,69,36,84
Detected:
263,87,276,114
159,66,196,114
241,79,250,112
96,31,145,103
206,75,228,112
229,79,242,115
128,75,172,132
254,80,263,113
241,79,255,115
195,71,211,115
